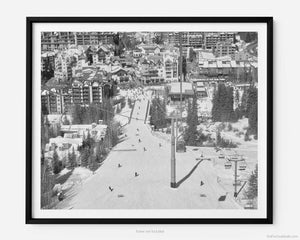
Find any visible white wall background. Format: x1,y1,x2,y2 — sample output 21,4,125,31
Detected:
0,0,299,239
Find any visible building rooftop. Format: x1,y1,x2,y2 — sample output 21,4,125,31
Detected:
169,82,194,95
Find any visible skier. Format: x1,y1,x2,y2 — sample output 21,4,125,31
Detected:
135,172,139,177
138,139,141,143
57,191,64,201
118,163,122,168
200,181,204,186
109,186,114,192
143,147,147,151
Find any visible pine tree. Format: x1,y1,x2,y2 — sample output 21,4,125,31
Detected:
84,130,95,149
102,97,114,124
41,104,49,115
240,90,248,117
216,131,222,146
72,104,83,124
63,116,70,125
211,90,220,122
89,155,98,174
88,103,98,124
95,141,104,163
212,84,234,122
235,89,240,107
52,149,61,174
182,56,187,82
246,32,251,43
41,154,55,207
153,33,163,45
82,106,91,124
248,101,258,136
150,97,167,129
184,94,198,146
246,86,258,117
245,164,258,199
80,147,89,168
244,130,250,141
41,112,49,152
69,147,77,169
110,121,121,147
226,86,234,121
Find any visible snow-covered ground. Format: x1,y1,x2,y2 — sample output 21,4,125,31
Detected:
114,104,132,127
200,118,258,148
55,90,246,209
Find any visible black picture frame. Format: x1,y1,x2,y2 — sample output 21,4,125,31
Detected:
26,16,273,224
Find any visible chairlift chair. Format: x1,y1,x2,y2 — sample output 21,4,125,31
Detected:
224,161,232,169
239,161,247,171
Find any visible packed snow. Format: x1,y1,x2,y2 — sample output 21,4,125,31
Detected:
55,90,254,209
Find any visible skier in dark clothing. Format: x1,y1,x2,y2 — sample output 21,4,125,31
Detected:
135,172,139,177
109,186,114,192
57,192,64,201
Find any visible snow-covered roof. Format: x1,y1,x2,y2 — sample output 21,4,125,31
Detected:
41,52,55,58
198,51,215,60
49,136,83,146
196,86,206,92
196,82,204,87
169,82,194,95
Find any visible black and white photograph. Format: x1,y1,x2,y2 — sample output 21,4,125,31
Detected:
26,17,272,223
4,0,300,238
40,30,260,209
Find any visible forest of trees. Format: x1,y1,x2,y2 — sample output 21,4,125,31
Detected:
182,56,187,82
113,32,139,56
41,154,55,208
212,84,258,137
149,97,168,129
238,32,258,43
41,68,54,84
244,86,258,136
41,113,61,152
237,85,258,136
70,98,114,125
212,84,235,122
153,33,164,45
184,94,199,146
244,164,258,208
68,97,122,171
227,66,257,84
40,96,123,208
